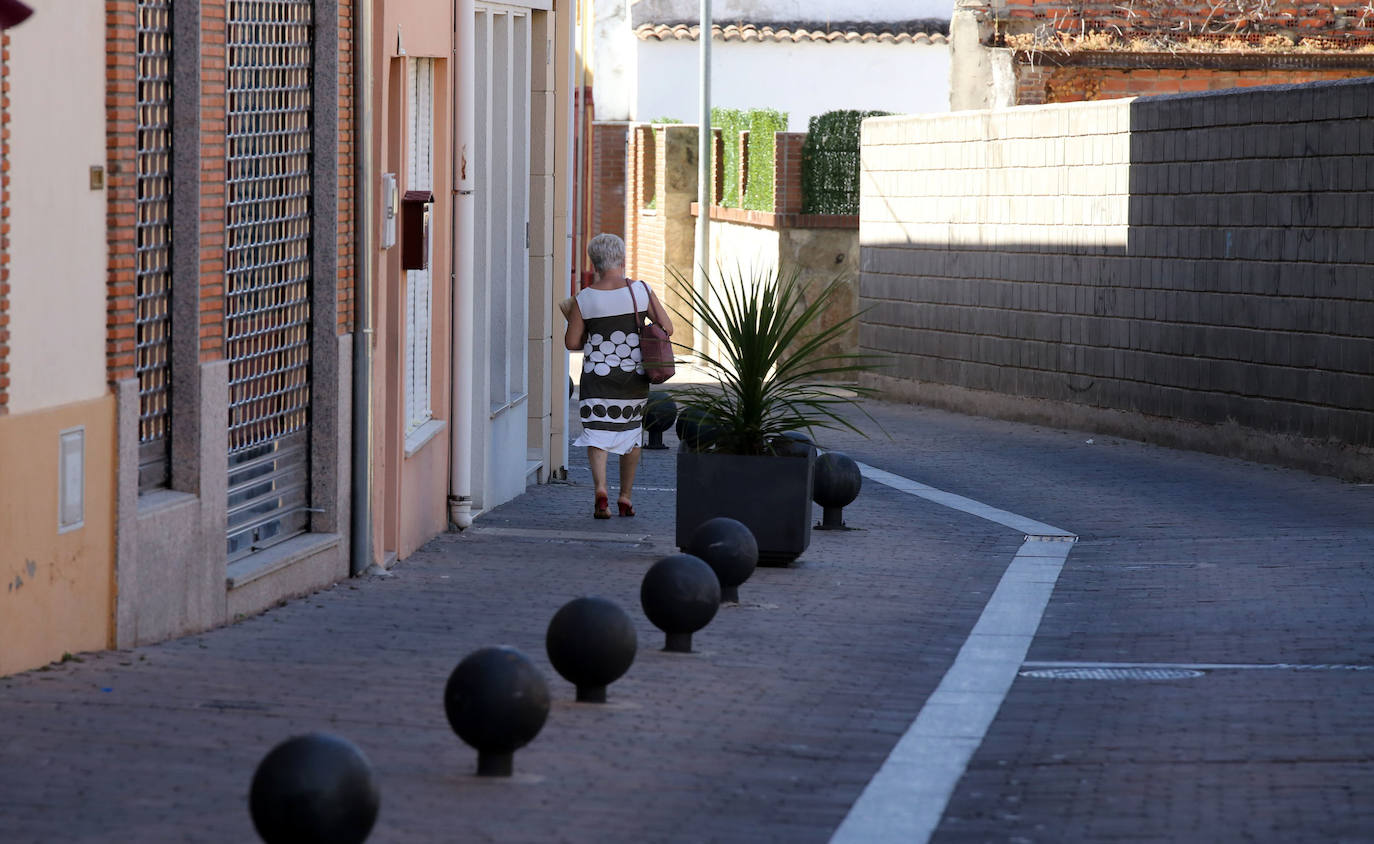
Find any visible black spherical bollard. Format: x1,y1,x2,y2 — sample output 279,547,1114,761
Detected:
640,554,721,653
545,596,638,703
685,517,758,604
813,451,862,529
675,406,719,452
249,732,379,844
443,647,551,776
643,393,678,450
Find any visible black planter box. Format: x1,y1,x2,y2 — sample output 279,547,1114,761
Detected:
675,449,815,566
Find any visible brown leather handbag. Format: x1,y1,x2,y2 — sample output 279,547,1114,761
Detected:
627,280,675,384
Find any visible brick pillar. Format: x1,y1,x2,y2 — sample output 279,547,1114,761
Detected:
337,0,355,334
591,122,628,242
199,0,227,361
773,132,806,215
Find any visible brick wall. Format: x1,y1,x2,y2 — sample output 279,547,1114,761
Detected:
105,0,353,370
860,78,1374,479
999,0,1374,104
624,125,663,289
0,33,9,412
337,0,353,334
1020,63,1374,104
200,0,226,362
590,122,627,245
106,1,138,382
1003,0,1374,38
773,132,805,216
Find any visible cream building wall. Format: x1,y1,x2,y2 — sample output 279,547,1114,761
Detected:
1,6,116,676
6,6,108,413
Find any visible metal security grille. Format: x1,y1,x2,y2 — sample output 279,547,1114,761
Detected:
135,0,174,492
225,0,314,560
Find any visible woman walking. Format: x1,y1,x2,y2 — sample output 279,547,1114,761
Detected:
563,233,674,518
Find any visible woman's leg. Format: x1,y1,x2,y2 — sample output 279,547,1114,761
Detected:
617,446,640,507
588,447,609,500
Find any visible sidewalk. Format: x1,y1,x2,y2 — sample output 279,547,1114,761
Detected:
2,397,1372,842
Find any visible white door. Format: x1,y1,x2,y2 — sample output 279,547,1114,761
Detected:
473,6,531,507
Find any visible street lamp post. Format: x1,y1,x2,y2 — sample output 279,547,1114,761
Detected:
692,0,711,354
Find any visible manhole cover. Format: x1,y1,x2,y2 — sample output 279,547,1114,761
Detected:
1020,667,1205,681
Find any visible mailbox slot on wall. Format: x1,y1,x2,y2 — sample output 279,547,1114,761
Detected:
401,190,434,271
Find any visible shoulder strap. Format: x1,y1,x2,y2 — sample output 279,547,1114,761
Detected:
626,279,643,322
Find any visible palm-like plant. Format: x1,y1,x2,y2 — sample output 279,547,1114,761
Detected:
667,264,882,455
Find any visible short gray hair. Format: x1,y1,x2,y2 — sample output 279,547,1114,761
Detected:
587,233,626,273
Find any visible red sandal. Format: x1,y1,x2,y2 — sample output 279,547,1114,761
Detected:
594,492,612,519
617,500,635,517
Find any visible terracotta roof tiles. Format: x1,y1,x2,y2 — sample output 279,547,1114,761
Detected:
634,23,949,46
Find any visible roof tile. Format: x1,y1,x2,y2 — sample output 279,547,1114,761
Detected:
634,23,949,46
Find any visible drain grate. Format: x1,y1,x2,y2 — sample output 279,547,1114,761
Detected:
1020,667,1205,681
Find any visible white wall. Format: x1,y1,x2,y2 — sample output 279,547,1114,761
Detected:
6,7,109,414
591,0,638,121
637,39,950,130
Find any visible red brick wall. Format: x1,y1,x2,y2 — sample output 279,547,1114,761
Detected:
0,33,9,412
625,125,663,287
200,0,226,362
337,0,354,334
106,0,138,383
106,0,353,375
639,127,667,290
1027,64,1374,103
773,132,805,216
590,123,627,244
1005,0,1374,38
1005,0,1374,103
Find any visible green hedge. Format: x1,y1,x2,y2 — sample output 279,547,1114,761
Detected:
710,107,788,211
742,108,788,212
712,108,747,207
801,109,890,215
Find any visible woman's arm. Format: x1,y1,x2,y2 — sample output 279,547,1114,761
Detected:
563,299,586,351
644,283,674,336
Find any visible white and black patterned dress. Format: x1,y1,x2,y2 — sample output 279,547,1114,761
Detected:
572,281,650,455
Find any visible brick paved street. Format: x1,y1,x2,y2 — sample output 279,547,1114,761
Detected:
2,397,1372,843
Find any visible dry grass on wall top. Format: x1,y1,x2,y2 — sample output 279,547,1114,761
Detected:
1004,0,1374,56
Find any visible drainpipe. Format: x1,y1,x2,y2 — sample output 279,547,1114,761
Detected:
571,0,588,286
449,0,476,529
350,0,376,576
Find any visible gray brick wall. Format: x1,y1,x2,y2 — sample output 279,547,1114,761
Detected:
859,78,1374,468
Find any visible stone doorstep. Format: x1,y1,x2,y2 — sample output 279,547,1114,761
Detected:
225,532,343,592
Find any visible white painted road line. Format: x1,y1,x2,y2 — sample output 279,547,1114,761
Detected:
856,463,1076,539
1022,660,1374,672
830,465,1076,844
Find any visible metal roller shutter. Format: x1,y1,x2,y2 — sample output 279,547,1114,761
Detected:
224,0,315,561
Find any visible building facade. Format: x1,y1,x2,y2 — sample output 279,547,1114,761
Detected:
106,0,354,649
1,0,576,677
